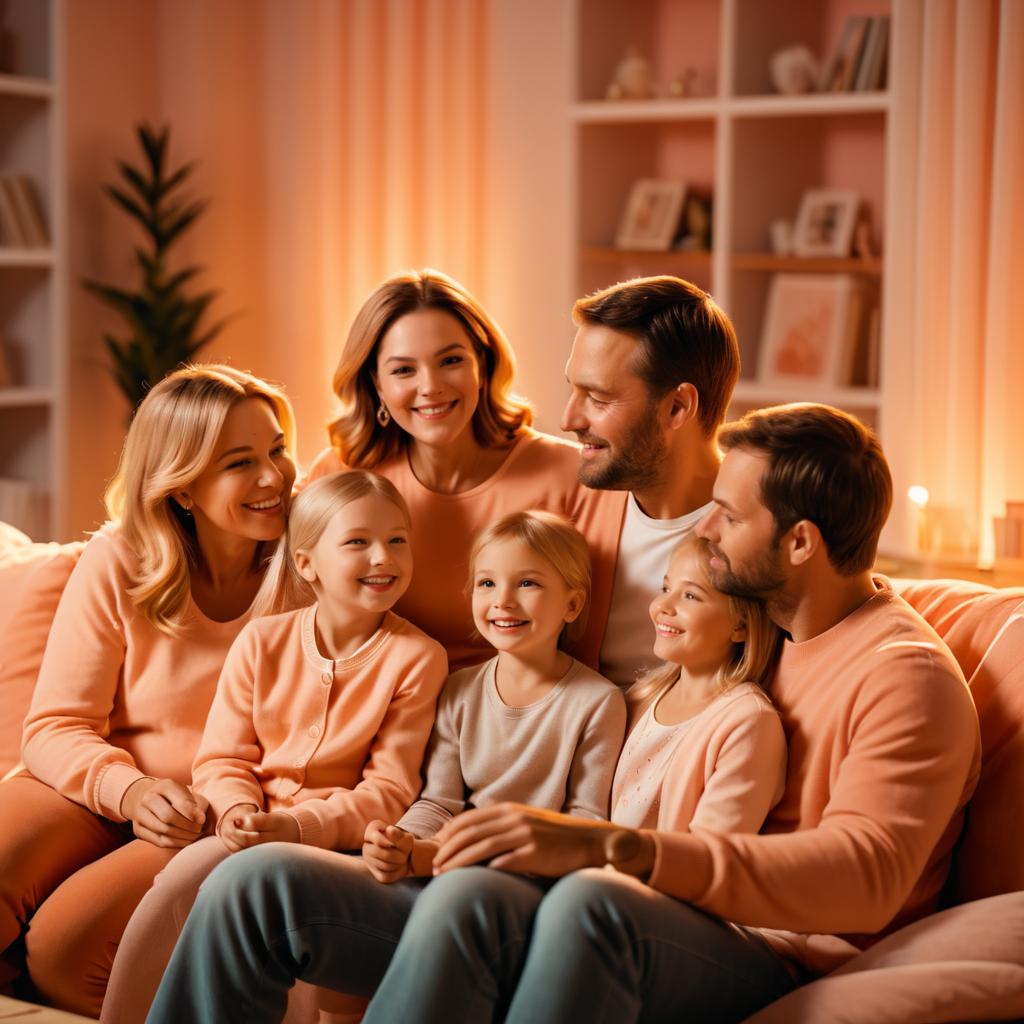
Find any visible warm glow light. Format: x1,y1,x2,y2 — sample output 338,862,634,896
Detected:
908,485,930,509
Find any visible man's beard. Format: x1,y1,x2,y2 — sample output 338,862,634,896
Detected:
576,408,666,492
706,540,787,601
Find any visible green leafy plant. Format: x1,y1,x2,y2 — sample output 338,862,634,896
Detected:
83,123,227,409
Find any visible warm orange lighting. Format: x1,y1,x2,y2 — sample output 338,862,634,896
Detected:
908,485,930,509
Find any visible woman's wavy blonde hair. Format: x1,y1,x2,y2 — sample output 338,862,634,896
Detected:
104,364,297,635
253,470,411,617
468,509,591,651
627,535,782,720
327,269,533,468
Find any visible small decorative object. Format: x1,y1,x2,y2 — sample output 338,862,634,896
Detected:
676,194,712,251
852,216,876,260
759,274,864,387
82,124,228,410
615,179,686,251
769,46,819,95
769,218,794,256
792,188,860,258
606,46,656,100
668,68,699,98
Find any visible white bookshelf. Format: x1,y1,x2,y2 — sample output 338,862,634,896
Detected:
570,0,893,441
0,0,65,540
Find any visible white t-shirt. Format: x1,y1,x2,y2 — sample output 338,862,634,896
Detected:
598,494,712,687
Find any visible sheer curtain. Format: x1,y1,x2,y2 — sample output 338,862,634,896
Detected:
886,0,1024,562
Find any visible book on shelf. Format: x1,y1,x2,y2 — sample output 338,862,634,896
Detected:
821,15,890,93
0,338,12,388
0,176,49,249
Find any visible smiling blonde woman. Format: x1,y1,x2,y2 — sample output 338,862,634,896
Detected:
0,364,296,1018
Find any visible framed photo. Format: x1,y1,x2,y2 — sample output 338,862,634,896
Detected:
759,274,864,387
792,188,859,258
615,179,686,251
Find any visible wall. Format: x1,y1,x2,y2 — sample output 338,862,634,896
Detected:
62,1,573,536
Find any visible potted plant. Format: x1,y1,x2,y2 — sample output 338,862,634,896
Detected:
83,123,227,410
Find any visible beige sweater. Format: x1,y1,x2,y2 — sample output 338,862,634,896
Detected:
398,656,627,837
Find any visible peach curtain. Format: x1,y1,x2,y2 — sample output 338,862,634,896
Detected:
156,0,490,466
886,0,1024,562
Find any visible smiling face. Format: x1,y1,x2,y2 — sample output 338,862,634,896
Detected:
295,493,413,615
696,447,787,599
649,541,745,673
471,536,584,660
373,308,483,448
183,397,296,545
561,322,667,490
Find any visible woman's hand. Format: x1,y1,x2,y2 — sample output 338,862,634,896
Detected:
219,806,299,851
432,803,613,876
121,777,208,848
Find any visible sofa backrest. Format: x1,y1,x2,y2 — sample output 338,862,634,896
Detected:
0,537,85,776
894,578,1024,904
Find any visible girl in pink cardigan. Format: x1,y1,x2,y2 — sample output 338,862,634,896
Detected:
610,532,787,836
100,470,447,1024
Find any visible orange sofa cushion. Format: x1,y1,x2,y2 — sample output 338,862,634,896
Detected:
894,578,1024,903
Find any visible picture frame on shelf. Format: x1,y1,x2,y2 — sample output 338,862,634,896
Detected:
759,274,864,387
792,188,859,258
615,179,686,251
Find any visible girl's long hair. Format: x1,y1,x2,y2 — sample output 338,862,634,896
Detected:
327,269,533,468
253,470,411,617
468,509,591,650
627,535,781,720
104,364,297,635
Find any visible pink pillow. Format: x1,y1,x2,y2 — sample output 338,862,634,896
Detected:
0,541,84,775
746,893,1024,1023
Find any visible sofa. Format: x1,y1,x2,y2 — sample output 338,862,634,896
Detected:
1,524,1022,1022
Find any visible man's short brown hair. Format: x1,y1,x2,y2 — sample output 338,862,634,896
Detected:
718,403,892,575
573,276,740,437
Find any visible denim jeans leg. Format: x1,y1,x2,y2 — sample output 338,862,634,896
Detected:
147,843,425,1024
363,867,549,1024
505,868,798,1024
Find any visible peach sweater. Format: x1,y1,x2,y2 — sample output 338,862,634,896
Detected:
20,531,249,822
191,605,448,850
306,429,627,671
611,682,786,834
644,581,982,976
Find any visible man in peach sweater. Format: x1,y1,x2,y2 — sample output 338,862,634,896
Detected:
348,403,981,1022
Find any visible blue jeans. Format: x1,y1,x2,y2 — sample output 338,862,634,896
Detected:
146,843,426,1024
362,867,798,1024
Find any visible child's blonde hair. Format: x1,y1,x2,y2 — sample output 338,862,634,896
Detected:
468,509,591,649
254,470,411,616
104,364,296,635
627,534,781,719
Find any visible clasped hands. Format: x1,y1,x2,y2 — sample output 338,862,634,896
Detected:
362,803,656,884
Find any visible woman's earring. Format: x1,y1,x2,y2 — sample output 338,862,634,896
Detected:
377,403,391,427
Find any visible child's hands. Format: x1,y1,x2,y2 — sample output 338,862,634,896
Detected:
362,821,415,883
221,807,301,851
218,803,263,852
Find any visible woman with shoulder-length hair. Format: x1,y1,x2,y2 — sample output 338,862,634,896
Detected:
307,268,609,670
0,363,297,1017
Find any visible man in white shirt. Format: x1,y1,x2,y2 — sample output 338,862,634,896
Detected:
564,276,740,684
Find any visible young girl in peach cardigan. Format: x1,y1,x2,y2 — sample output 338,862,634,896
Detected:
100,470,447,1024
609,532,786,836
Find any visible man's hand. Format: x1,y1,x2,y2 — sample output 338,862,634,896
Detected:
432,803,613,876
121,777,208,848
